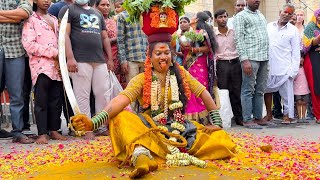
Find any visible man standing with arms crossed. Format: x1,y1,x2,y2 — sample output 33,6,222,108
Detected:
0,0,34,143
234,0,270,129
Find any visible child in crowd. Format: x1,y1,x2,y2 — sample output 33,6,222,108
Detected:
294,57,310,123
114,0,124,14
22,0,66,144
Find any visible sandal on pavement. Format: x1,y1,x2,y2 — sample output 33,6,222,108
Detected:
290,119,297,124
316,120,320,124
264,121,278,127
281,119,291,124
12,135,34,144
244,124,263,129
281,115,294,124
254,119,276,127
297,118,309,123
22,130,38,139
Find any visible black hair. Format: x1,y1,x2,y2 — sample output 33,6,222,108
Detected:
203,10,213,19
180,16,190,23
214,9,228,19
89,0,97,7
32,3,37,11
114,0,124,4
94,0,101,6
196,12,217,52
148,42,187,113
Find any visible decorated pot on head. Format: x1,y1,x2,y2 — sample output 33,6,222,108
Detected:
141,5,179,43
123,0,197,43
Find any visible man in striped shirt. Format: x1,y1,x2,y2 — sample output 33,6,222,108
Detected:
234,0,270,129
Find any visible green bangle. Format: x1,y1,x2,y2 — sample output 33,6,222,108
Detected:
208,110,222,128
92,110,109,131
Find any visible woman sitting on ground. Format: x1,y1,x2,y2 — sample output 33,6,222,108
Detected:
70,3,236,178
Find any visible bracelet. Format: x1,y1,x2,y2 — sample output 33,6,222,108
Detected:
208,110,223,128
92,110,109,131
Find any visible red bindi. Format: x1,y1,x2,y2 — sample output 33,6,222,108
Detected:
284,7,294,15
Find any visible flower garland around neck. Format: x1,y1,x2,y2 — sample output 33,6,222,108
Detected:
150,69,184,130
143,57,206,168
143,56,191,109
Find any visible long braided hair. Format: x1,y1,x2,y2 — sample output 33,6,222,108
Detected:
196,12,217,52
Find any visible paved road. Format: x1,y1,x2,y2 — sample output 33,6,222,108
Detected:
1,120,319,179
1,119,319,151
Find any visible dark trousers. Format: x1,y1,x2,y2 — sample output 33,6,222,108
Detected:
216,58,242,119
272,91,283,118
23,57,32,130
62,83,74,124
34,74,63,135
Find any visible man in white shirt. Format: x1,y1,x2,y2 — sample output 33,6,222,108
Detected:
264,4,300,124
227,0,246,29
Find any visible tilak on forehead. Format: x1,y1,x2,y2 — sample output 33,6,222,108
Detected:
284,7,294,14
158,44,169,50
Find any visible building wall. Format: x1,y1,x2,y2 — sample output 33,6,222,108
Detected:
184,0,214,18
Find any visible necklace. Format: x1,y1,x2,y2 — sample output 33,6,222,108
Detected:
149,68,207,168
154,71,166,83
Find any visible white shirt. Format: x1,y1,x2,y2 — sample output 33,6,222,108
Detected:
267,21,300,77
227,16,235,29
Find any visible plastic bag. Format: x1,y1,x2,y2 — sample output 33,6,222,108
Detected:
105,71,132,112
213,86,221,109
218,89,233,128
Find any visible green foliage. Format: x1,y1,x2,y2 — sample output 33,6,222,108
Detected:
184,31,205,42
108,10,116,18
172,33,178,42
123,0,197,23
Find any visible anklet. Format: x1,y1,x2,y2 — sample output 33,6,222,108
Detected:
131,146,153,166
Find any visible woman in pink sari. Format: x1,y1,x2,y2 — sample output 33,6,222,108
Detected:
182,12,217,125
95,0,126,88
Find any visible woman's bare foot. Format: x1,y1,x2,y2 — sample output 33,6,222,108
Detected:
50,131,67,141
129,154,158,178
35,134,49,144
83,131,95,140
